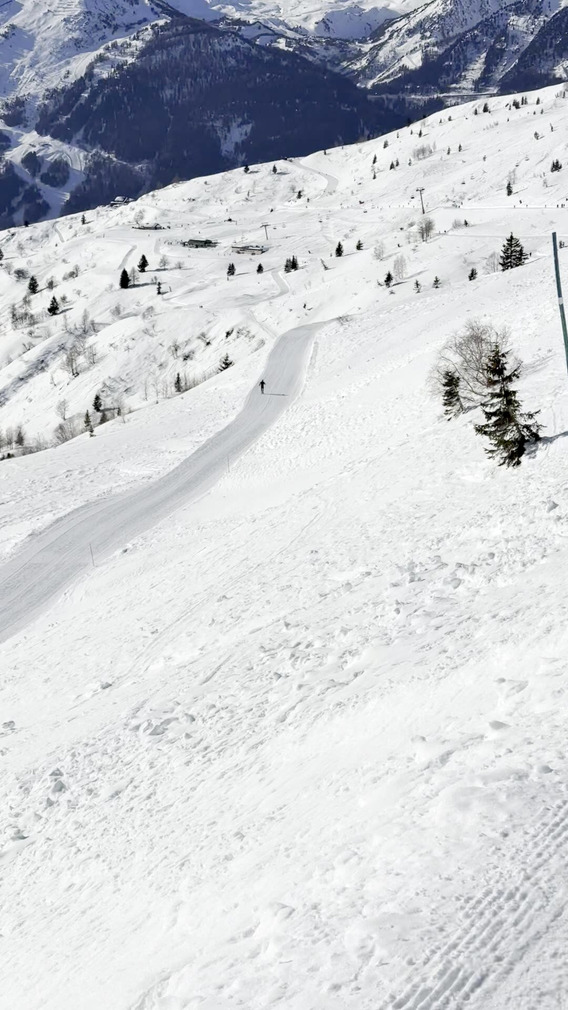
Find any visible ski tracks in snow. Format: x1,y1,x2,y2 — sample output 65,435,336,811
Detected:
381,799,568,1010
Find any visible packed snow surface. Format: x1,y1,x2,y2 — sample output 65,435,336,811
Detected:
2,85,568,1010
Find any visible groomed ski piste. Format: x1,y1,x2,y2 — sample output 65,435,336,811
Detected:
2,84,568,1010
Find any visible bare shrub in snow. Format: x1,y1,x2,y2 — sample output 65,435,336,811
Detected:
418,217,435,242
77,310,95,335
430,320,513,411
373,241,385,261
413,144,433,160
54,417,80,444
85,344,97,367
393,255,407,282
484,251,499,274
56,398,69,420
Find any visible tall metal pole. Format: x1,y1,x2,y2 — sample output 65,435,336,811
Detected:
552,231,568,374
417,187,425,214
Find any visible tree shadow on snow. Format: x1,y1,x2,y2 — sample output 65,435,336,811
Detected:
525,430,568,457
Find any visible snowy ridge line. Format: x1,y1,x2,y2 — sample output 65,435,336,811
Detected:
382,799,568,1010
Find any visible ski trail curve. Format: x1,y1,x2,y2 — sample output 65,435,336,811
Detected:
0,319,326,645
297,159,339,196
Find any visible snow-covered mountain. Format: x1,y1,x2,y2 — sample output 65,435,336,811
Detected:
0,0,404,111
4,0,568,228
351,0,568,91
3,81,568,1010
1,13,426,228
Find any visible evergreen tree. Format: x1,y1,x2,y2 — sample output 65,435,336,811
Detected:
442,370,463,417
468,268,477,281
174,372,182,393
335,242,344,257
84,411,94,435
356,240,363,251
433,276,441,288
384,271,393,288
227,262,235,277
47,295,59,316
93,392,103,412
551,159,562,173
243,164,249,174
475,347,542,467
257,263,264,273
120,268,130,289
506,180,513,196
500,233,526,271
138,254,149,273
272,164,277,174
28,275,38,294
0,248,4,262
219,354,233,371
291,255,298,270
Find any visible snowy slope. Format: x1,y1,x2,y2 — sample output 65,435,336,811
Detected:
2,84,568,1010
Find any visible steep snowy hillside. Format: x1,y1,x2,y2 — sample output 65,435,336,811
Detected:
3,84,568,1010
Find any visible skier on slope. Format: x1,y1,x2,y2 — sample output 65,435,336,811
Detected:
259,380,265,394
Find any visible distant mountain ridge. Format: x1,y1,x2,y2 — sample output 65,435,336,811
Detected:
2,0,568,227
0,15,420,226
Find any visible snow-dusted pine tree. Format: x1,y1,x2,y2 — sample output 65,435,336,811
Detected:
442,370,462,417
475,347,541,466
500,234,526,271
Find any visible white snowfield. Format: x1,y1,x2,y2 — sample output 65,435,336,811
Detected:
3,85,568,1010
